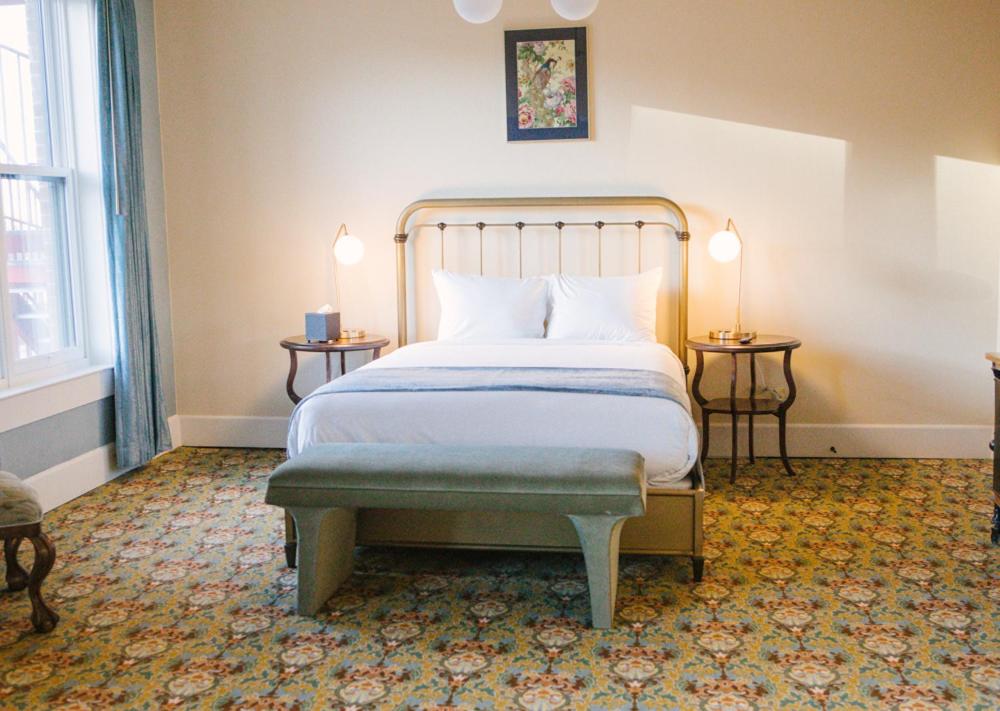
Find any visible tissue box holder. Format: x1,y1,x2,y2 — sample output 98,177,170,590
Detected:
305,312,341,342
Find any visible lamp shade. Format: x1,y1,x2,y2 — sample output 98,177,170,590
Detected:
333,232,364,265
551,0,599,20
453,0,502,23
708,229,741,263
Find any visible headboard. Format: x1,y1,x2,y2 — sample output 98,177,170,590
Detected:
393,196,692,367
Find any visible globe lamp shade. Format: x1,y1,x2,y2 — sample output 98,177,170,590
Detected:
708,229,741,263
453,0,502,23
551,0,599,21
333,232,364,266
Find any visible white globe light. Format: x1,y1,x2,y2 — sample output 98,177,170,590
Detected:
551,0,599,21
334,233,364,266
453,0,502,24
708,230,741,263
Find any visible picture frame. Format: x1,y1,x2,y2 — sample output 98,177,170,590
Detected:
505,27,589,141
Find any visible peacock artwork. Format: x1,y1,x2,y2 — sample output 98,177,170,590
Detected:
505,27,589,141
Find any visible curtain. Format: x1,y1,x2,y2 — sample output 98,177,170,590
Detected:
97,0,171,468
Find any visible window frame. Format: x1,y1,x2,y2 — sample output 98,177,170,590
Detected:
0,0,94,389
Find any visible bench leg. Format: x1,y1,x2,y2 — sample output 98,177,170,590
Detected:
287,507,356,616
567,515,629,629
692,555,705,582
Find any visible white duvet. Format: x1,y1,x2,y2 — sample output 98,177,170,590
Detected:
287,339,700,487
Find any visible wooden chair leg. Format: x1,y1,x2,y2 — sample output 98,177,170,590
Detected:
4,537,29,592
27,533,58,633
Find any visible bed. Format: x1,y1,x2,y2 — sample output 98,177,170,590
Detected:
287,196,704,573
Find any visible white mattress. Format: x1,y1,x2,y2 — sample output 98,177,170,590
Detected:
287,339,700,487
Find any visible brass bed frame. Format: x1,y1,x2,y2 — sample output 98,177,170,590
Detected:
344,195,705,579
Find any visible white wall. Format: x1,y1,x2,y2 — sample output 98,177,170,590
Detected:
153,0,1000,454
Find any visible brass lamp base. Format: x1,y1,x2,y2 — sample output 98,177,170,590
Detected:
709,329,757,342
339,328,367,339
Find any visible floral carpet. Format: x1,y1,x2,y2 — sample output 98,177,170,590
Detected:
0,448,998,710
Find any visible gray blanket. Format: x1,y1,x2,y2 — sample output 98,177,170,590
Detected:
302,366,689,408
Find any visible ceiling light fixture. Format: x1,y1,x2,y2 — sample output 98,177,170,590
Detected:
453,0,503,24
550,0,599,21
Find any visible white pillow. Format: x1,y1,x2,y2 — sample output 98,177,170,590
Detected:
432,270,548,340
546,268,662,342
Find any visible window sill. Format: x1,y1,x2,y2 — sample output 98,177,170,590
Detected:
0,365,114,433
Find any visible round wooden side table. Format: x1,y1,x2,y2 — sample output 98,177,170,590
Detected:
279,334,389,404
686,334,801,483
278,333,389,569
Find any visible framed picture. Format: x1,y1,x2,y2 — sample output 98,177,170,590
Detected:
505,27,589,141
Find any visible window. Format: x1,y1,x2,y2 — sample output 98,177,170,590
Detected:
0,0,106,388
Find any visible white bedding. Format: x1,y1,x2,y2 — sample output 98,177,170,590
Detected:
287,339,700,487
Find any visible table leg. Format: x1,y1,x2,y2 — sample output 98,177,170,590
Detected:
778,413,795,476
325,353,332,382
778,348,797,476
748,354,756,464
730,352,738,484
691,350,707,406
285,350,301,404
340,352,347,376
693,350,709,462
700,410,710,463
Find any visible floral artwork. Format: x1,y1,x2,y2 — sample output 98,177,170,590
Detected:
516,39,577,129
505,28,588,140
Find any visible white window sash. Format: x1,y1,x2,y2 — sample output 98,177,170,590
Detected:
0,0,94,388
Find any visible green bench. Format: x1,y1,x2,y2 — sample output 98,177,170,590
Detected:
266,443,646,628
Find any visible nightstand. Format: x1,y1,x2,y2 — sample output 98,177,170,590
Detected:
686,335,801,483
278,333,389,569
279,334,389,404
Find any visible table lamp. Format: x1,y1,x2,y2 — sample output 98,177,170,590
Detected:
708,218,755,342
332,223,366,339
305,223,365,342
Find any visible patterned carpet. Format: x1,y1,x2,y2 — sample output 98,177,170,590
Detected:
0,448,997,710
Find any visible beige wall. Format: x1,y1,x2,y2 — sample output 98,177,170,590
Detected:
153,0,1000,452
137,0,176,416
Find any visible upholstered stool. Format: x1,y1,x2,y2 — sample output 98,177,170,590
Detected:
1,471,58,632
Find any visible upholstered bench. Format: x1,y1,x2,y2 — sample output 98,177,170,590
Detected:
1,471,58,633
266,443,646,628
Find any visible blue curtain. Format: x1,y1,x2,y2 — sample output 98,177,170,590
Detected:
97,0,172,468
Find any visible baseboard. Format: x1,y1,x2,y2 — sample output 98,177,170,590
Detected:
167,414,183,448
175,415,991,459
25,443,123,513
178,415,288,449
25,416,185,513
707,422,992,459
